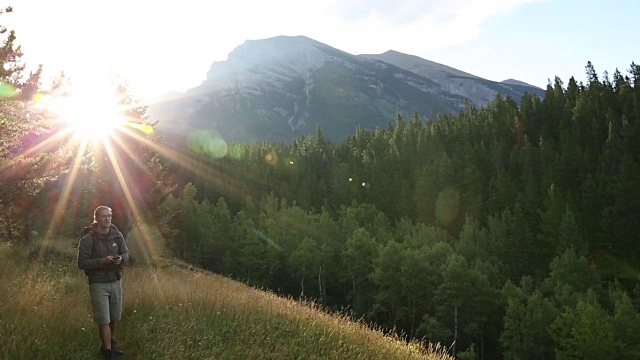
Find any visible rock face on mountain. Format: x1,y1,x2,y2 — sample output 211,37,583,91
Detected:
148,36,543,143
361,50,544,109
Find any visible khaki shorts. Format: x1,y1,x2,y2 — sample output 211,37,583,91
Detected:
89,280,123,325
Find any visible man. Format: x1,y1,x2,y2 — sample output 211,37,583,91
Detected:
77,205,130,360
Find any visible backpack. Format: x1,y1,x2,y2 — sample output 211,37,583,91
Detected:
81,226,97,277
81,226,99,258
80,226,92,238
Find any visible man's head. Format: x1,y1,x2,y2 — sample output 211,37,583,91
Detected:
93,205,112,231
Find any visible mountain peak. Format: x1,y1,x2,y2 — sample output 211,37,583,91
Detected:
201,35,349,89
360,50,480,80
226,35,344,64
501,78,540,89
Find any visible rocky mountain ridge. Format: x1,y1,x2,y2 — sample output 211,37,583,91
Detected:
148,35,544,143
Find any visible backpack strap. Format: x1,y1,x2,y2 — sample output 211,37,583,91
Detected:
82,226,100,278
81,226,99,257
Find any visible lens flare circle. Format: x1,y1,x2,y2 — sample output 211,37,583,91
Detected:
188,130,228,158
265,151,278,165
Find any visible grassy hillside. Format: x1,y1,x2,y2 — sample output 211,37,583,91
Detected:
0,239,453,360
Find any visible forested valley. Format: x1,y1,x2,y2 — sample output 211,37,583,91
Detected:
1,11,639,356
153,63,640,359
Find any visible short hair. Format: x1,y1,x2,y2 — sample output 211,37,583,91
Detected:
93,206,112,223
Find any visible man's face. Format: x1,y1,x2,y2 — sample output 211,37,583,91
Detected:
96,209,112,229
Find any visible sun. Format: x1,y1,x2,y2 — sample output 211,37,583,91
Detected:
41,76,127,141
55,93,124,139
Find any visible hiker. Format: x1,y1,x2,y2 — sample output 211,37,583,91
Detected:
77,205,129,359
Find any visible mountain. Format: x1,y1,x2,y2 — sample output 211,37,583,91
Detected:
148,36,544,143
360,50,544,108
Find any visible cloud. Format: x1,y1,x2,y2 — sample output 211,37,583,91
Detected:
320,0,548,53
334,0,546,27
7,0,550,96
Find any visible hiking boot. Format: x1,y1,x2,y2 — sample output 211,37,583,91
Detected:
102,348,113,360
111,340,125,356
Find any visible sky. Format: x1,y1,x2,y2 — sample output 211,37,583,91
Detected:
4,0,639,100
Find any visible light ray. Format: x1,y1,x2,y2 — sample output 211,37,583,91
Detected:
108,128,156,180
116,121,282,203
0,126,76,175
37,137,90,258
21,126,75,157
107,125,175,275
103,133,163,262
117,125,247,197
102,137,169,305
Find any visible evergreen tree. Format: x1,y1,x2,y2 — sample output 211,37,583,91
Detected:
0,6,24,90
544,249,602,309
501,279,557,360
557,206,588,256
209,197,233,272
234,210,267,285
610,288,640,358
598,154,640,262
550,292,616,360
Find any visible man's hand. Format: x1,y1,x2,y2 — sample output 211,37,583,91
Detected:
102,256,121,266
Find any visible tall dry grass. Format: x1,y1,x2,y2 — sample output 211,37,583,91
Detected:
0,241,453,360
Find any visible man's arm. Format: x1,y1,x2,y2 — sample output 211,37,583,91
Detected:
116,235,130,265
77,236,103,270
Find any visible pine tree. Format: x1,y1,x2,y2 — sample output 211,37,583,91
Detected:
501,282,557,360
0,7,24,90
550,293,616,360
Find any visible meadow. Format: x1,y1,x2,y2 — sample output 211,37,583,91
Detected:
0,240,453,360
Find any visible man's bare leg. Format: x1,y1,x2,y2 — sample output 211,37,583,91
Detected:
109,321,117,342
98,324,111,350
